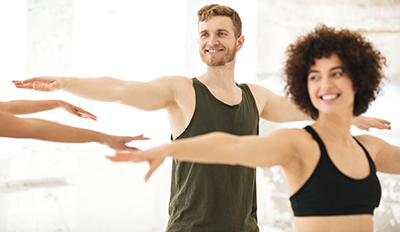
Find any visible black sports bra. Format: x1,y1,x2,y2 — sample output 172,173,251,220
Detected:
290,126,381,217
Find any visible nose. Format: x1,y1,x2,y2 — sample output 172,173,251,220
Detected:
320,76,333,89
208,34,220,47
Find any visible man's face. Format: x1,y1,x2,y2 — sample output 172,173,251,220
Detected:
198,16,239,67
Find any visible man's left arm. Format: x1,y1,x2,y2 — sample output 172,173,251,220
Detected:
249,84,391,131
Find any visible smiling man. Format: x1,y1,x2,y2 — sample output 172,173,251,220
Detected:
13,4,391,231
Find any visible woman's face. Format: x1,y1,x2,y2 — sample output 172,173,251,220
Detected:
307,53,356,117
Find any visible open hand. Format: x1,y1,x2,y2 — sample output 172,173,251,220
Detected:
354,115,391,131
13,76,62,91
59,101,97,121
106,145,166,182
104,134,150,152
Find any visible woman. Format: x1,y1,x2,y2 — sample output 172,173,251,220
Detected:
107,25,399,232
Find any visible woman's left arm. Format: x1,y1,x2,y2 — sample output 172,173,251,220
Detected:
358,135,400,174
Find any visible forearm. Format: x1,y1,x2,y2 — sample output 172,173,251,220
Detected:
0,113,105,144
61,77,125,102
0,100,62,115
25,118,106,143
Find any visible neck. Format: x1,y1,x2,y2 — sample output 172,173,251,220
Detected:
198,59,237,88
312,112,354,144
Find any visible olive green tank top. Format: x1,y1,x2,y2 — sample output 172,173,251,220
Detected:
166,78,260,232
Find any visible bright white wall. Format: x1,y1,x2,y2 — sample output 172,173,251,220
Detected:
0,0,399,232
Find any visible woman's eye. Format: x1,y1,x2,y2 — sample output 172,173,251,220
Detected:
332,72,342,77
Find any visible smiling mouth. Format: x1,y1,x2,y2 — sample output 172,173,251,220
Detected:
206,49,223,53
320,94,340,100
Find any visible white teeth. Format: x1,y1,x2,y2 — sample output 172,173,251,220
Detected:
321,94,338,100
208,49,220,53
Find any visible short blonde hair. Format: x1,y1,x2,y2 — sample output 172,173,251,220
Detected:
197,4,242,38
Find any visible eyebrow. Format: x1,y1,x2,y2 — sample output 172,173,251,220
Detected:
308,66,344,74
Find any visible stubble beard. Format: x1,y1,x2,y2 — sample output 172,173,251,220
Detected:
200,44,237,67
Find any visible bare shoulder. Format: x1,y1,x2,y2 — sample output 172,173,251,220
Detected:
153,75,192,85
152,75,192,91
246,83,274,97
263,127,313,150
354,134,386,158
245,83,276,112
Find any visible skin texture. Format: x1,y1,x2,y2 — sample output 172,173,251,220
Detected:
0,100,147,150
12,18,390,137
107,54,399,232
0,100,97,120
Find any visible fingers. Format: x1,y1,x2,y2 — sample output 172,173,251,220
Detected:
131,134,150,141
121,135,150,146
12,80,34,89
145,159,164,182
74,107,97,121
145,166,156,182
106,151,143,162
374,118,391,130
12,77,59,91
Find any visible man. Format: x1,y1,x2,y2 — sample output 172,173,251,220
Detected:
13,4,390,231
0,99,147,150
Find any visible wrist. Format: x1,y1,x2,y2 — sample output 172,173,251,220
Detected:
58,77,67,90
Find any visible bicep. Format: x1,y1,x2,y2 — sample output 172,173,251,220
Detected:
257,87,309,123
374,139,400,174
235,130,297,168
118,76,181,111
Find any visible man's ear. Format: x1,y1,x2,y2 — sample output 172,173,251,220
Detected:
236,35,245,51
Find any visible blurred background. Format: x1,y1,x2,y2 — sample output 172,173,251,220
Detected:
0,0,399,231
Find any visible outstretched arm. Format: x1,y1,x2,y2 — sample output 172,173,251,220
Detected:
357,134,400,175
249,84,391,131
107,129,298,181
13,75,181,111
0,111,148,151
0,100,97,120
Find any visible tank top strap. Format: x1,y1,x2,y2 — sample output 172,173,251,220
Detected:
304,126,327,152
192,77,212,102
353,137,377,173
304,125,332,164
237,83,258,113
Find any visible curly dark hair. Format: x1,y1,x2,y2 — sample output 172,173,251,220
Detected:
284,25,387,120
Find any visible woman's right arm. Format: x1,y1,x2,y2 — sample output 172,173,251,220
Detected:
108,129,300,181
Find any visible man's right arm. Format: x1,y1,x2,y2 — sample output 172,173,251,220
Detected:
13,76,183,111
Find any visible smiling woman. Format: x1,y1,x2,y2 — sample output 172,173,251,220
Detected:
306,54,357,117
